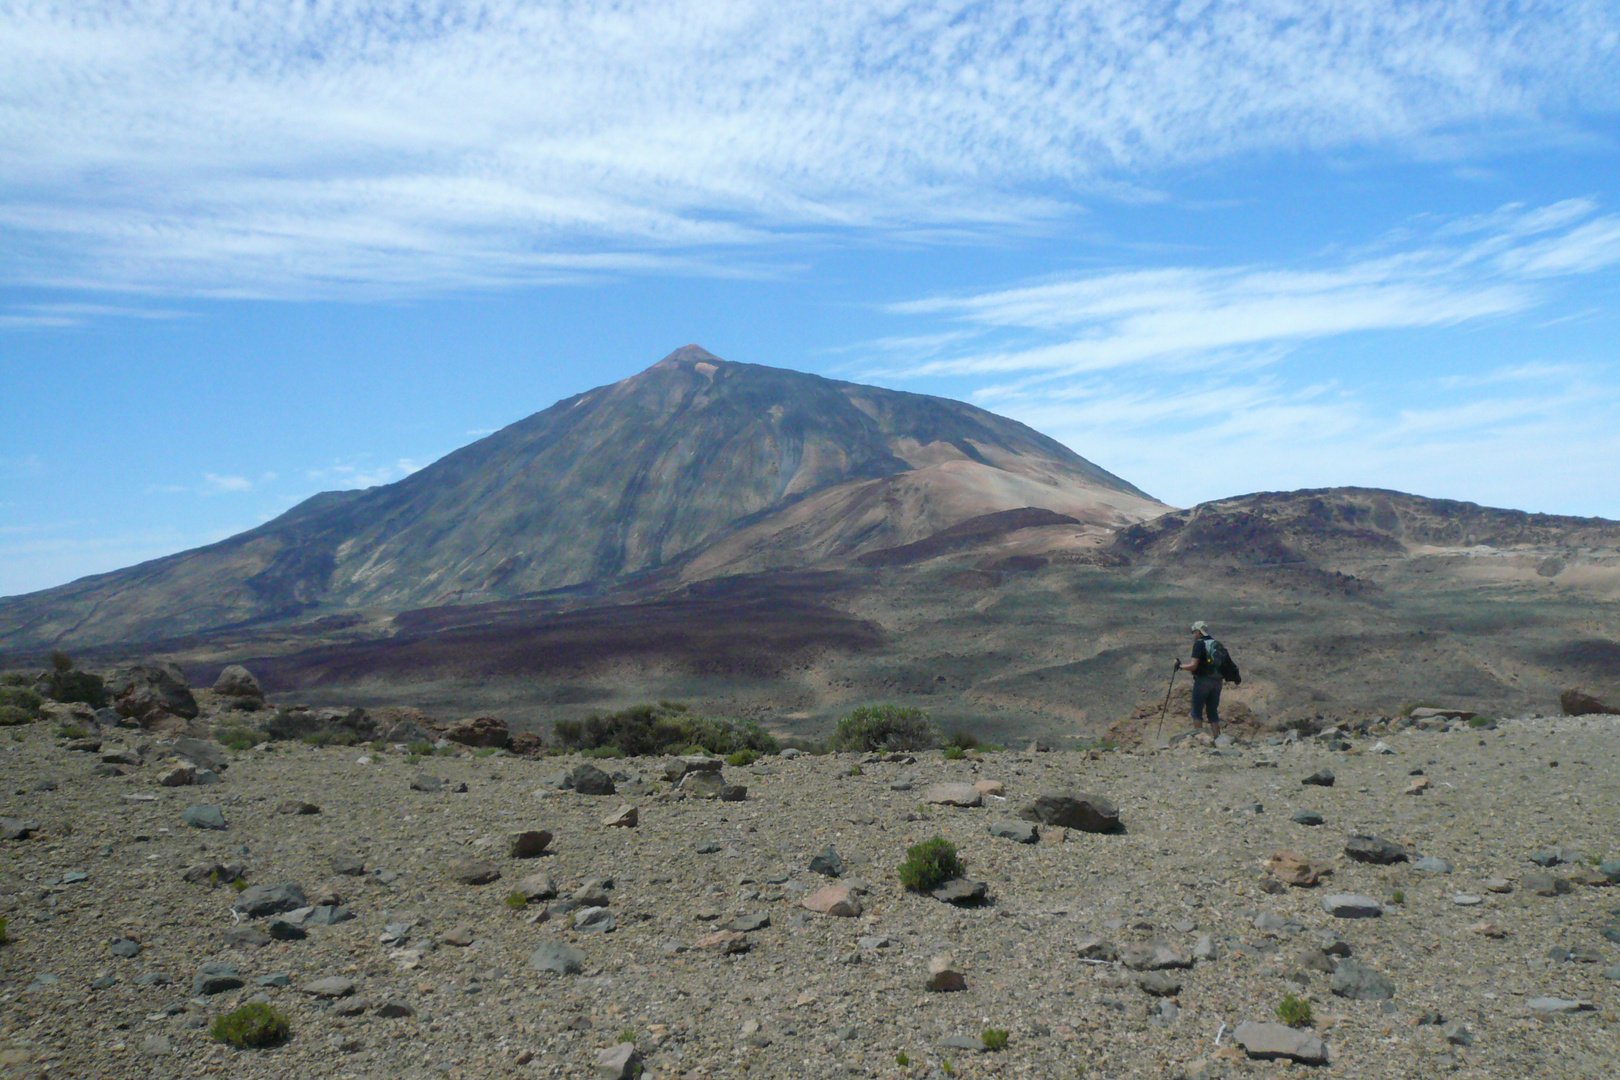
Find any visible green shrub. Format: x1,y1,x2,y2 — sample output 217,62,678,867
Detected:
406,742,435,757
53,725,88,740
1467,716,1494,729
0,916,8,944
0,686,43,719
831,704,939,752
981,1029,1009,1051
215,726,262,752
617,1029,635,1044
552,703,778,757
0,705,35,727
231,877,249,893
504,891,528,911
584,745,626,759
300,730,364,748
898,837,964,893
46,669,105,708
895,1051,910,1066
1390,889,1405,905
848,762,863,776
946,729,979,751
1276,993,1313,1028
777,736,827,755
0,672,31,687
941,745,966,760
942,1059,955,1077
210,1002,291,1049
725,750,758,767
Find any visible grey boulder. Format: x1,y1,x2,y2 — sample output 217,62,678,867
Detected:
1233,1021,1328,1065
1017,791,1120,833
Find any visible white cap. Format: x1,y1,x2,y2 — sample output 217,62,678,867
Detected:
1191,621,1208,634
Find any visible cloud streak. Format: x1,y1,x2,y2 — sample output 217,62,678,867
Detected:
2,2,1617,297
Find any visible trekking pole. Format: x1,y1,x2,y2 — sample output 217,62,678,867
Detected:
1154,660,1178,743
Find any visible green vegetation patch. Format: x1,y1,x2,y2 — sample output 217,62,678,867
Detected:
1276,993,1313,1028
552,702,778,757
832,704,940,752
981,1029,1009,1051
0,686,43,720
897,837,964,893
210,1003,291,1049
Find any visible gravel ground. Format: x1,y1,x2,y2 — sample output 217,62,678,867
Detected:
2,714,1618,1080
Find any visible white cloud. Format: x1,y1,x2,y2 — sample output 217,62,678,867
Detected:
1,2,1616,297
876,202,1620,382
0,301,186,330
306,457,425,490
201,473,252,494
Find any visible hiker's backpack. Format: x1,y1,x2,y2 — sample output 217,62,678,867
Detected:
1207,638,1242,685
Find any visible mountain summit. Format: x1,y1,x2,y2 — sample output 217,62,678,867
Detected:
0,347,1166,649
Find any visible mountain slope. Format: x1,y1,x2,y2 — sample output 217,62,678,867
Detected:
0,346,1166,650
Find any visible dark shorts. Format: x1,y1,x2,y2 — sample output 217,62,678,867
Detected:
1191,676,1223,725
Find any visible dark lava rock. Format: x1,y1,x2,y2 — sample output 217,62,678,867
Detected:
1017,791,1121,833
1344,834,1409,865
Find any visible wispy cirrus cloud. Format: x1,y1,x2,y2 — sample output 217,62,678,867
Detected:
306,458,424,490
876,200,1620,383
2,2,1617,298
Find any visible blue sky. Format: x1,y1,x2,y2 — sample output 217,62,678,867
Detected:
3,1,1620,598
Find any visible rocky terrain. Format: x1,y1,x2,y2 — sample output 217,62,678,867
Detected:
3,688,1618,1080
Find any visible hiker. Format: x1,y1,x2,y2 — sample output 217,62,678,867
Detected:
1177,621,1224,738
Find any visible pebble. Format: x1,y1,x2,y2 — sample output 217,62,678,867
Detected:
181,805,226,830
1322,894,1383,918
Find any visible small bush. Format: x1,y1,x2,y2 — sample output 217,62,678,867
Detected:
553,703,778,757
981,1029,1009,1051
942,1059,955,1077
831,704,940,752
725,750,758,767
0,671,31,687
1276,993,1313,1028
53,725,88,740
0,686,43,718
406,742,435,757
46,669,106,708
898,837,964,893
215,726,262,752
946,729,979,751
941,745,966,760
231,877,249,893
301,730,364,748
210,1002,291,1049
0,706,33,727
504,891,528,911
848,762,863,776
1390,889,1405,905
584,745,626,759
895,1051,910,1066
1467,716,1494,729
0,916,8,943
617,1029,635,1044
49,650,72,674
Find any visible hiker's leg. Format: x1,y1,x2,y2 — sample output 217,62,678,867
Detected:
1207,681,1222,737
1189,683,1204,728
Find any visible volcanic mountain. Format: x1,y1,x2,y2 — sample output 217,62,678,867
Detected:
0,346,1166,651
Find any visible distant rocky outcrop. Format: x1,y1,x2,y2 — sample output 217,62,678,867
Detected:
106,663,199,724
1561,689,1620,716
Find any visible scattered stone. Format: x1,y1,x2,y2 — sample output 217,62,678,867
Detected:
1452,893,1483,906
1076,935,1118,962
1,818,37,841
694,929,749,954
266,919,306,941
307,905,355,926
1291,809,1325,826
1404,776,1431,795
223,925,273,949
212,664,264,700
1302,769,1335,787
1268,849,1331,888
923,782,982,807
508,829,553,857
1322,894,1383,919
1522,871,1571,897
930,879,989,906
110,938,141,959
973,779,1005,796
1121,941,1193,971
718,784,748,802
331,853,365,876
1137,970,1182,996
1444,1023,1474,1046
182,804,226,830
988,820,1039,843
730,913,771,932
1559,689,1619,716
276,799,321,815
529,942,586,976
602,805,638,827
809,846,845,877
597,1042,644,1080
572,764,616,796
1344,834,1408,864
1232,1021,1329,1065
1331,959,1395,1000
447,858,501,885
300,976,357,998
1017,791,1121,833
445,715,510,749
409,775,443,793
573,907,616,933
1483,877,1512,893
1528,997,1594,1014
574,877,612,906
192,963,244,996
514,872,557,901
232,883,307,918
376,1000,416,1018
802,884,862,917
157,761,196,787
1412,856,1452,873
925,954,966,992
